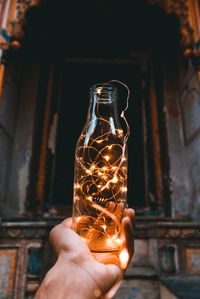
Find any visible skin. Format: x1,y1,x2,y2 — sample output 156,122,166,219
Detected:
35,208,135,299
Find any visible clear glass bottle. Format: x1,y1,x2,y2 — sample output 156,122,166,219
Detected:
73,83,128,252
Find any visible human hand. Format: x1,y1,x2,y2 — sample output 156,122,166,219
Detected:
35,208,135,299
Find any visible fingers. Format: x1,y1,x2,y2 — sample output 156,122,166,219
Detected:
62,217,73,228
124,208,135,230
49,218,90,257
119,209,135,269
122,216,135,258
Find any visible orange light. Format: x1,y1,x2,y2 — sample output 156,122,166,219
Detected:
119,249,129,269
112,175,118,183
87,196,93,202
104,155,110,161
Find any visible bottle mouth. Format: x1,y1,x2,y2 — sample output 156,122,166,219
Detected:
90,83,117,103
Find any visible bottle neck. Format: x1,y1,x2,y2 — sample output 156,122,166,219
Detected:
87,84,118,121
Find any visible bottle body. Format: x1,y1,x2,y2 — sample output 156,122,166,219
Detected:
73,84,128,252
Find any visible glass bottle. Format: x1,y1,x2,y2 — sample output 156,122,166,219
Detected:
73,83,128,253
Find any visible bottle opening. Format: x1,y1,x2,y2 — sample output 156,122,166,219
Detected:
90,83,117,103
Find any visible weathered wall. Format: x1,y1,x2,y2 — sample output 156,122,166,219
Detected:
1,220,200,299
162,57,197,220
182,71,200,220
0,57,20,218
5,58,40,217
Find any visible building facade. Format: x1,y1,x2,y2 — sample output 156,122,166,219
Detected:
0,0,200,298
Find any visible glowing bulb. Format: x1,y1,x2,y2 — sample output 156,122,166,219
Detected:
74,195,79,202
98,171,102,176
86,169,91,174
102,166,107,171
101,225,106,230
87,196,93,202
122,157,126,161
119,249,129,269
108,145,112,150
106,237,122,247
96,140,103,144
96,87,102,94
75,183,80,189
112,175,118,183
91,165,95,170
76,216,82,223
117,129,123,137
112,166,117,170
104,155,110,161
121,186,127,192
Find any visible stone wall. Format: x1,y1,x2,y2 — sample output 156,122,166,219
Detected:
1,220,200,299
5,58,40,217
0,57,20,217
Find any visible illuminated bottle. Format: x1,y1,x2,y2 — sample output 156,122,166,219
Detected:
73,83,128,252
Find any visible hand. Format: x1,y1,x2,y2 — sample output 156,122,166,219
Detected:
35,208,135,299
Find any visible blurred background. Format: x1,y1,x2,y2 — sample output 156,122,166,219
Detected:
0,0,200,298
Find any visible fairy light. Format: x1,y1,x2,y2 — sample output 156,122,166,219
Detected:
104,155,110,161
111,175,118,183
87,196,93,201
101,225,107,230
86,169,92,174
73,80,130,252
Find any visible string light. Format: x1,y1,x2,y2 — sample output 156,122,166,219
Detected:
104,155,110,161
73,80,130,252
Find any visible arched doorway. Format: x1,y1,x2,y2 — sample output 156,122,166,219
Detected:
24,0,181,217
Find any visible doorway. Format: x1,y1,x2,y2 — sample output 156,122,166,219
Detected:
51,59,146,209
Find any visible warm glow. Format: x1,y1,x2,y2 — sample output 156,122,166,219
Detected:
73,81,130,253
104,155,110,161
76,216,82,223
86,169,92,174
87,196,93,201
111,175,118,183
74,183,80,189
106,237,122,247
96,87,102,94
117,129,123,137
119,249,129,269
